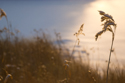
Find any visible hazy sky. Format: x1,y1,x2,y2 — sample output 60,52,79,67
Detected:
0,0,94,37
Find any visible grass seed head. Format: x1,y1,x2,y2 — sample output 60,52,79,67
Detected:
0,75,3,81
0,29,3,33
74,24,85,45
64,64,69,70
104,14,114,21
95,11,116,41
4,74,13,83
74,24,85,37
41,65,46,69
0,8,7,20
101,16,106,22
98,10,105,15
88,70,91,74
95,30,104,41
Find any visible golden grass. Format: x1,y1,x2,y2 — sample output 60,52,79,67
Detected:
0,26,125,83
74,24,85,45
0,8,125,83
95,10,117,83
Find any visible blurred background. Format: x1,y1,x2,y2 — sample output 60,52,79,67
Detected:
0,0,125,67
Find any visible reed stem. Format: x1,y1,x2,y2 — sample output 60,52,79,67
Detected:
106,32,114,83
70,39,77,60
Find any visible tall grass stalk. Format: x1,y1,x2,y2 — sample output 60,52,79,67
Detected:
106,32,114,83
0,8,9,28
70,39,77,60
95,10,117,83
71,24,85,60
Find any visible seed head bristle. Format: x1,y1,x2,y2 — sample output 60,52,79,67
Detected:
95,30,104,41
98,10,105,15
95,10,116,41
0,8,7,20
101,16,106,22
104,14,114,21
74,24,85,45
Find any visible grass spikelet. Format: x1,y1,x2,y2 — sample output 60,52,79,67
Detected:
2,69,13,83
95,30,104,41
95,11,116,41
98,10,105,15
4,74,13,83
0,8,9,30
0,8,7,20
74,24,85,45
70,24,85,60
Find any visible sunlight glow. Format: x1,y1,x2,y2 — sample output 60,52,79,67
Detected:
81,0,125,64
96,2,105,8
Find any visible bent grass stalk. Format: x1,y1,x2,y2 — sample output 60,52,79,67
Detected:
3,69,13,83
95,10,117,83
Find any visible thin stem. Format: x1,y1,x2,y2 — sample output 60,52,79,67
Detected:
5,16,9,29
106,32,114,83
5,16,11,40
70,39,77,60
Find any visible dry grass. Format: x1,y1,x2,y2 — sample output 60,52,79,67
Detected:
0,8,125,83
0,26,125,83
95,10,117,83
74,24,85,45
